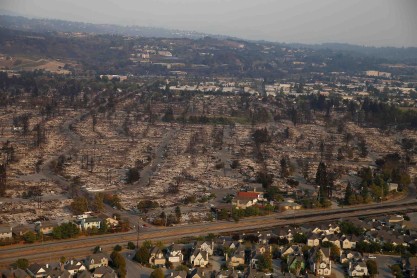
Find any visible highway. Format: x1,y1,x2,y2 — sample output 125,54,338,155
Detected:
1,198,417,268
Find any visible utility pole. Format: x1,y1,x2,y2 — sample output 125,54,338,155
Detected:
136,220,140,249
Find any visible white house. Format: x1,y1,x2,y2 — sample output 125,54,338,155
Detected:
78,217,101,230
348,262,369,277
168,244,184,264
85,253,109,270
27,263,48,278
190,250,209,267
149,247,166,266
0,225,12,240
195,241,214,256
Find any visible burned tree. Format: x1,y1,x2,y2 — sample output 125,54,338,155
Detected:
33,123,47,147
0,164,6,197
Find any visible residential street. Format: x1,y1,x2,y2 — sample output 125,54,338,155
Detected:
122,250,154,278
374,254,400,278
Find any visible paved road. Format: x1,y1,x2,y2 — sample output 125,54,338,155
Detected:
332,262,345,278
137,128,178,187
121,250,152,278
374,254,401,278
1,200,417,267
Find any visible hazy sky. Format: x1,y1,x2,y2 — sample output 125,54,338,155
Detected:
2,0,417,47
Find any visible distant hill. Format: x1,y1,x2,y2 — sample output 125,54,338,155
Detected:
0,13,416,64
0,14,214,39
286,42,417,63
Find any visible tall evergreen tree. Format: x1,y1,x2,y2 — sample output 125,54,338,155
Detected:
344,182,354,205
315,162,328,187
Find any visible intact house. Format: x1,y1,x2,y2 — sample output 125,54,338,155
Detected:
278,199,302,211
287,255,306,275
195,241,214,256
92,266,116,278
311,223,340,235
308,247,332,276
348,262,368,277
77,217,101,230
322,234,342,249
167,244,184,264
34,221,58,235
85,253,110,270
340,251,363,264
0,225,12,240
232,196,258,209
26,262,72,278
190,249,209,267
388,183,399,192
307,233,321,247
232,189,265,209
64,260,87,275
228,245,246,267
168,271,188,278
149,247,166,266
27,263,48,278
12,224,33,238
282,245,303,257
341,235,358,249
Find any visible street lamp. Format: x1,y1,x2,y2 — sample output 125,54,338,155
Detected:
136,220,140,249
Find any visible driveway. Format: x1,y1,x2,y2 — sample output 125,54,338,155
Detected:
122,250,155,278
332,263,345,278
373,254,400,278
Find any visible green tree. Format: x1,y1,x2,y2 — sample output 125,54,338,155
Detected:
52,222,80,239
111,251,126,278
150,268,165,278
70,196,88,215
339,221,363,236
23,231,37,243
103,194,122,210
99,219,108,234
390,264,402,278
330,245,341,261
127,241,136,250
16,258,29,269
344,182,354,205
293,233,307,244
134,245,151,264
92,193,104,212
257,251,272,272
315,162,328,187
